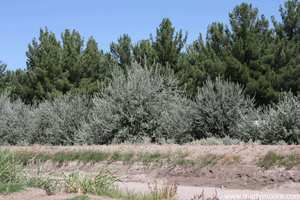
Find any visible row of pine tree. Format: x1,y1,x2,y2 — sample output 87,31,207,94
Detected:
1,1,300,106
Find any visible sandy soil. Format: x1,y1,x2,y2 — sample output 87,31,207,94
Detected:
0,187,114,200
0,144,300,200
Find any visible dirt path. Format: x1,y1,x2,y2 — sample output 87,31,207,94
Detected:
0,187,114,200
117,181,300,200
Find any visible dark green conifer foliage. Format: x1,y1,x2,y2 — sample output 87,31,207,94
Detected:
206,22,231,60
79,37,114,94
269,0,300,103
60,29,84,92
7,69,35,104
110,34,132,73
150,18,188,73
25,27,62,102
132,39,158,69
177,34,208,98
226,3,277,105
229,3,271,71
0,61,7,92
279,0,300,41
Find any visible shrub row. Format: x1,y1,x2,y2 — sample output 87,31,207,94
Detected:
1,62,300,145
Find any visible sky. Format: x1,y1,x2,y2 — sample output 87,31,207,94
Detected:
1,0,287,71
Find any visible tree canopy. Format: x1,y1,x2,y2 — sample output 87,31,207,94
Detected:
1,0,300,107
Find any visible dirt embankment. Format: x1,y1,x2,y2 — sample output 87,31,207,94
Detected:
1,144,300,199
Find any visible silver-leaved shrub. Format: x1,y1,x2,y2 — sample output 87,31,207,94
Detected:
30,92,90,145
259,92,300,144
0,91,34,145
192,76,257,140
77,62,194,144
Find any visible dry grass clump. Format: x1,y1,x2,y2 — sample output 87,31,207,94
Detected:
148,180,179,199
191,189,219,200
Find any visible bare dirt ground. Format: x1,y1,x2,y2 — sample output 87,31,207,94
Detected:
1,144,300,200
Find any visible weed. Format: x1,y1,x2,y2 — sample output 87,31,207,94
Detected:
259,151,285,169
44,179,56,196
93,151,110,162
288,154,295,160
0,150,22,183
148,180,179,199
172,158,195,166
219,154,226,159
163,151,171,159
64,195,91,200
65,151,82,162
14,150,35,165
286,163,296,169
141,152,162,164
51,151,68,165
78,150,96,164
62,168,122,196
122,152,135,164
232,155,241,163
177,150,191,158
191,189,219,200
201,159,218,166
34,152,51,164
108,151,122,163
0,182,25,195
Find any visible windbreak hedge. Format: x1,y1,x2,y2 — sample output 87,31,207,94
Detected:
1,62,300,145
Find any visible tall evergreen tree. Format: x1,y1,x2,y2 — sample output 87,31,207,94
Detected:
267,0,300,104
25,27,62,102
150,18,188,73
203,23,229,81
110,34,132,72
79,37,115,94
227,3,276,105
60,29,84,92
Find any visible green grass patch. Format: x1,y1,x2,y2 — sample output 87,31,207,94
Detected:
0,150,23,183
93,151,110,163
14,150,35,165
177,150,190,158
172,158,195,165
139,151,162,164
201,158,218,166
34,152,51,164
259,151,300,169
122,152,135,164
64,194,90,200
162,151,171,159
65,151,82,162
51,151,68,165
0,182,25,194
259,151,285,169
78,150,96,164
108,151,122,163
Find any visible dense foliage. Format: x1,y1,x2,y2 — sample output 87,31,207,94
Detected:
1,62,300,145
1,0,300,145
2,1,300,106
